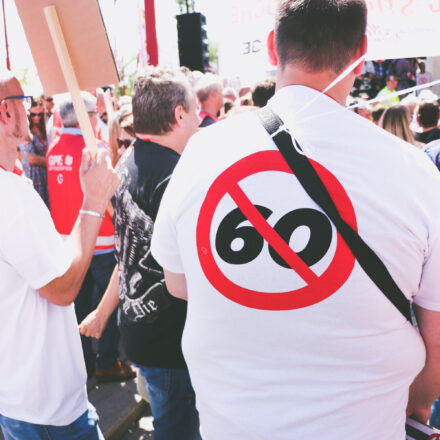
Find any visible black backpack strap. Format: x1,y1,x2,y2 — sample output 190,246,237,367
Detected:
257,106,412,322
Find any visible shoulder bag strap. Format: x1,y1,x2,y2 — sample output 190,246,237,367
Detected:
257,106,412,322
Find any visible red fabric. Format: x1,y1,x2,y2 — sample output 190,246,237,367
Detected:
2,0,10,70
47,133,114,251
199,111,218,123
145,0,159,65
137,135,152,142
13,165,23,176
0,164,23,176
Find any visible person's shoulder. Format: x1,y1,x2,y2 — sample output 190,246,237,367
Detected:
135,139,179,172
0,172,39,212
192,111,261,143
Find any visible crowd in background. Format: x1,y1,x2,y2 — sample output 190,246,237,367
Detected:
15,57,440,208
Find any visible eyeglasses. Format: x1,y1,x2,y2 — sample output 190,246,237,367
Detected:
1,95,33,110
117,138,132,149
45,97,53,102
30,112,44,118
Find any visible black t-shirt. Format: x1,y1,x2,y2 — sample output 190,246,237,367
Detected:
113,139,187,368
415,128,440,144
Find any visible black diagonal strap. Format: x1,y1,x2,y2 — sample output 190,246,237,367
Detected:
257,106,411,322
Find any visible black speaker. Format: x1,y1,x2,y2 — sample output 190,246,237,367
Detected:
176,13,210,72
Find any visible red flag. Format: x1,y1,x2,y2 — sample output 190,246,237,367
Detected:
144,0,158,66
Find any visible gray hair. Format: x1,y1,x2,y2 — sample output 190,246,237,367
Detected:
132,66,193,135
59,91,97,128
195,73,222,103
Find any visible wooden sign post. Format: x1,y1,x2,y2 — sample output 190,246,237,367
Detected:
14,0,119,157
44,5,98,156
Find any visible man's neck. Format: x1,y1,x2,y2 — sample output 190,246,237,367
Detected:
136,132,183,155
275,64,353,106
201,103,218,118
0,137,19,171
423,125,438,132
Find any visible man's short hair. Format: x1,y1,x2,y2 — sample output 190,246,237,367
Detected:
275,0,367,73
386,75,397,84
59,92,96,128
252,78,276,107
418,102,440,128
195,74,223,103
132,66,192,135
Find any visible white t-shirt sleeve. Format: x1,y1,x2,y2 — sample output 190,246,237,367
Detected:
0,177,73,290
151,179,184,274
413,231,440,311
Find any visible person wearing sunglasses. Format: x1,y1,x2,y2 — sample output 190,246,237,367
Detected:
0,73,121,440
107,104,135,167
42,94,54,120
19,96,50,207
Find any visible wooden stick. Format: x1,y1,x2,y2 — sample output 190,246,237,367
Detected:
44,5,98,157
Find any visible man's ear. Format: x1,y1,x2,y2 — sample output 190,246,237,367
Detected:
353,34,368,75
174,104,185,127
267,30,278,66
0,100,11,123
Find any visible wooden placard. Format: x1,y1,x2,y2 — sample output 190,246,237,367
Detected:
15,0,119,96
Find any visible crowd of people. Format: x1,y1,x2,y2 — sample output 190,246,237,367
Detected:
2,0,440,439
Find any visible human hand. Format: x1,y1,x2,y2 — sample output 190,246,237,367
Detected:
79,148,120,215
407,384,433,425
79,309,107,339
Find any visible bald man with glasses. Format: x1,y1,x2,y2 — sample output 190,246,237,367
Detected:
0,74,120,440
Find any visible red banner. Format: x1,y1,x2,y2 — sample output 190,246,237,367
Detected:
145,0,158,66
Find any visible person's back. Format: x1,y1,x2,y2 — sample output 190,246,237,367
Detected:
47,129,86,233
151,1,440,439
81,67,202,440
152,86,439,440
114,140,188,366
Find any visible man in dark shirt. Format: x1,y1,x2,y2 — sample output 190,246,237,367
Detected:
79,67,201,440
416,102,440,144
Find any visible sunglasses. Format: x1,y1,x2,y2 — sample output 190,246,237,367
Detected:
117,138,132,149
30,112,44,118
45,97,53,102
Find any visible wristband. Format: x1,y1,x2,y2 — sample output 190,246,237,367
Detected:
79,209,105,219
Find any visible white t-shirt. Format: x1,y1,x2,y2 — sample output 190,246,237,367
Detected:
151,85,440,440
417,72,433,87
0,170,88,425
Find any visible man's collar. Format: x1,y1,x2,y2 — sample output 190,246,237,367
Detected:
62,127,82,136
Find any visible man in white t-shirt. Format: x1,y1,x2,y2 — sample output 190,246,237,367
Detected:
150,1,440,439
0,74,120,439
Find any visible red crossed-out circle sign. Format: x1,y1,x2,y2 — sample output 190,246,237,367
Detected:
196,150,357,311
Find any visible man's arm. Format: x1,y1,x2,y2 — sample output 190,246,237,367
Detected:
79,264,119,338
38,149,120,306
407,305,440,423
164,269,188,300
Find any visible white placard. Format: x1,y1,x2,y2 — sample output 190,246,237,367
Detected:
217,0,440,84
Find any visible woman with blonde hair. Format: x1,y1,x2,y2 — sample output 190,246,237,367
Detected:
379,104,422,148
108,104,135,167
